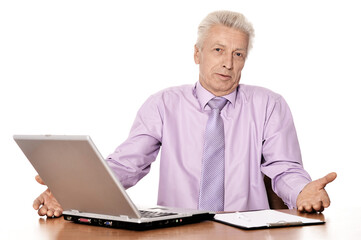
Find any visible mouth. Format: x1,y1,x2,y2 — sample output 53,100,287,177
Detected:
215,73,232,80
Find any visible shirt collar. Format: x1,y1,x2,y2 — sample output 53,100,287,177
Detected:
194,81,237,110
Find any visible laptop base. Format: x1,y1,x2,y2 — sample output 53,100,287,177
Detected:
63,213,215,231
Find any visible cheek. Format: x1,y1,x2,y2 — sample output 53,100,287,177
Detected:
201,53,219,67
234,62,245,75
200,60,215,75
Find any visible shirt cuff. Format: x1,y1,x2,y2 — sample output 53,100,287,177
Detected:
286,181,309,209
275,175,311,209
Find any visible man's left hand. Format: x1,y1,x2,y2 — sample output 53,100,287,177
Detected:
296,172,337,213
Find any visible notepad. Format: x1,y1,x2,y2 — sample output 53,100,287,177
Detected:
214,210,324,229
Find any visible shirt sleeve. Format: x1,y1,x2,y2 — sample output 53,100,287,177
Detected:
260,94,312,209
105,94,163,189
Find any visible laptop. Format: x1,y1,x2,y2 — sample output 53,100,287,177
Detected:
13,135,214,230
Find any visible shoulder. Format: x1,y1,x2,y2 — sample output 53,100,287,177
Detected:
154,84,193,97
237,84,291,115
147,84,194,103
239,85,294,123
239,84,283,102
138,84,194,114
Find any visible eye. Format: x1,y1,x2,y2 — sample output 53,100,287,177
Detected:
235,52,243,57
215,48,223,52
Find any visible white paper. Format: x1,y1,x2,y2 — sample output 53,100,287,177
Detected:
214,210,324,229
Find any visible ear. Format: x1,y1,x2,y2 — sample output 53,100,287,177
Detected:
194,45,200,64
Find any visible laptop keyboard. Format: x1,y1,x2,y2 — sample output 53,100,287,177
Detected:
139,210,178,218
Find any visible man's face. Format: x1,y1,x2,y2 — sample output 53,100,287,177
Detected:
194,25,249,96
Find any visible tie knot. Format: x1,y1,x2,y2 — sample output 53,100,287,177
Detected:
207,97,228,111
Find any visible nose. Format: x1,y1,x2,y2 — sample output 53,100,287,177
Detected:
222,53,233,70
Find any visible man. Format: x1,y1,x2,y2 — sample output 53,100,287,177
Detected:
33,10,337,218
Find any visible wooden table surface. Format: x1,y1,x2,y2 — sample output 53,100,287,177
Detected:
2,208,360,240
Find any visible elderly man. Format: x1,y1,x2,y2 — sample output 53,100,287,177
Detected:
33,10,336,218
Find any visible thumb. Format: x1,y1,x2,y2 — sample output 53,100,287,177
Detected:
35,175,45,185
316,172,337,189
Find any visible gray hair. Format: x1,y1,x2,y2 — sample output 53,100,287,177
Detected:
196,10,255,53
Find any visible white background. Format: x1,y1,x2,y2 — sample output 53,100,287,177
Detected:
1,0,360,224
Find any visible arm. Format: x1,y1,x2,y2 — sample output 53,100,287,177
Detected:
260,95,311,208
106,93,163,188
260,95,336,212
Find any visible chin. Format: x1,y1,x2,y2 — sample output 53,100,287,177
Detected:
215,83,236,93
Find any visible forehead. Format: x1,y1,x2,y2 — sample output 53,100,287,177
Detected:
204,24,249,50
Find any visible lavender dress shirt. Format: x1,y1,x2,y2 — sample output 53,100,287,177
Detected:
106,82,312,211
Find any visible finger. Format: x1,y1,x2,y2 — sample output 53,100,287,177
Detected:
312,201,323,212
54,209,63,217
33,196,44,210
321,192,331,208
297,201,311,213
38,205,48,216
316,172,337,189
317,205,325,213
33,199,41,210
298,205,304,212
325,172,337,183
304,204,314,213
47,208,55,218
297,200,307,212
35,175,45,185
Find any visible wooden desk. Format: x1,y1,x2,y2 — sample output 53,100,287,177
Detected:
3,208,361,240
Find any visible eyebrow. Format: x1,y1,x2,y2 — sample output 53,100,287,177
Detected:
213,43,247,52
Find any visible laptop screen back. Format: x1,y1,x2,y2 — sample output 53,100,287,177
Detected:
14,135,140,218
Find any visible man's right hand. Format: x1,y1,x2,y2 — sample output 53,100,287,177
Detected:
33,175,63,217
